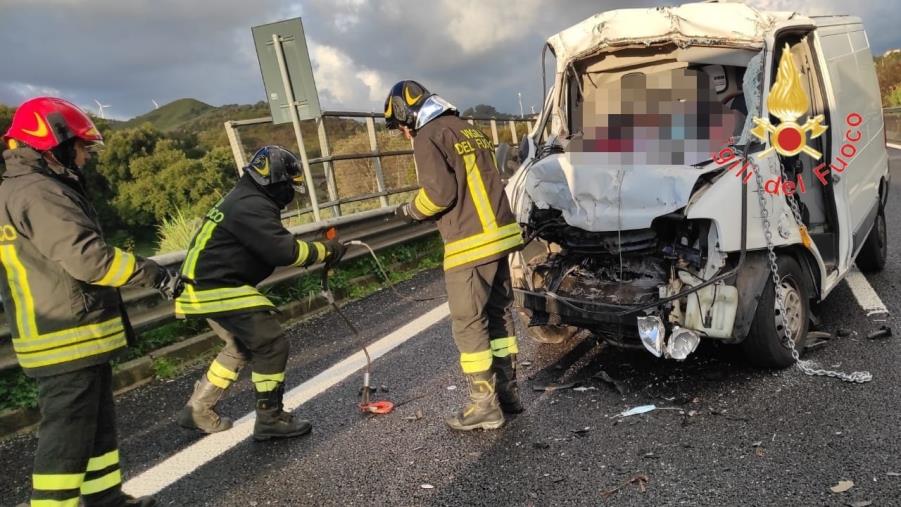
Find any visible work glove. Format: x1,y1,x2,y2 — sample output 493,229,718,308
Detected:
322,239,347,265
155,267,189,301
393,203,417,224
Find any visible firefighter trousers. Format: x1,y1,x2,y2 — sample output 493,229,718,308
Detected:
31,363,128,507
204,311,288,393
444,258,518,374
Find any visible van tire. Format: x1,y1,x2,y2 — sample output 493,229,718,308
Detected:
855,209,886,273
741,255,810,369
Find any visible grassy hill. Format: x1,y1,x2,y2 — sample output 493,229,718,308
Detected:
117,98,216,131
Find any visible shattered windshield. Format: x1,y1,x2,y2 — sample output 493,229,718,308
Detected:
567,64,745,165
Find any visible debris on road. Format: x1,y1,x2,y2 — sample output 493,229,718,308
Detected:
446,385,457,391
533,382,578,392
403,409,424,422
846,501,873,507
621,405,656,417
532,441,550,449
805,331,833,351
573,386,597,392
592,370,629,394
380,385,389,393
866,326,892,340
601,474,650,498
571,426,591,436
420,484,435,489
836,328,852,338
886,472,901,477
830,480,854,493
520,360,533,367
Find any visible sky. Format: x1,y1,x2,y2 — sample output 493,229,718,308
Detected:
0,0,898,120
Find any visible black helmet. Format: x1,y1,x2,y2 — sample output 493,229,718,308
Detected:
384,80,430,130
244,145,303,190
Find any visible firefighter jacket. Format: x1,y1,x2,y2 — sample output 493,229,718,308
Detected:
0,147,162,377
407,114,523,271
175,175,329,318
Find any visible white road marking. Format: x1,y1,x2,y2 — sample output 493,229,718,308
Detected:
846,266,888,316
123,302,450,497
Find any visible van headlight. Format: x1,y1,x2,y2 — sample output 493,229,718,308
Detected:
666,327,700,360
637,315,665,357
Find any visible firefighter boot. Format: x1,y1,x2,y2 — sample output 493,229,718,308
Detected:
176,376,233,433
253,383,312,441
491,355,524,414
445,372,505,431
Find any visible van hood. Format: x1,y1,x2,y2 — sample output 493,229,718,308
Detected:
508,152,721,232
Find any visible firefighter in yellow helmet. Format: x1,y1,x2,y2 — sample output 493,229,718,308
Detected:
175,145,346,440
1,97,184,506
385,80,525,431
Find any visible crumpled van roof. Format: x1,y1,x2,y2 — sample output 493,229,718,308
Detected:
547,2,809,72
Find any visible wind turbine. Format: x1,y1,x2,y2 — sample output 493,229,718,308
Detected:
151,99,160,110
517,92,524,119
94,99,111,119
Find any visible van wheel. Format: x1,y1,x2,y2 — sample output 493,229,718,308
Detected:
515,311,578,344
856,209,886,273
741,256,810,369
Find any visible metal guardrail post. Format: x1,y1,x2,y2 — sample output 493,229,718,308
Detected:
272,33,321,222
316,117,342,217
366,116,390,208
224,121,248,175
490,119,499,146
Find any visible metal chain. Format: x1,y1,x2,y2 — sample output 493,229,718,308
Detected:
750,155,872,383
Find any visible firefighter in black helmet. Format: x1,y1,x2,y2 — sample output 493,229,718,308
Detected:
385,80,525,431
175,145,346,440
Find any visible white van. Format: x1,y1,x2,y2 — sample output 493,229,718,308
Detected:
504,2,890,367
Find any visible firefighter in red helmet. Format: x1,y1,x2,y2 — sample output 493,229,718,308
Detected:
1,97,184,507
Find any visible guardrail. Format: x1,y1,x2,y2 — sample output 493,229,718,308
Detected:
0,209,437,371
224,111,536,221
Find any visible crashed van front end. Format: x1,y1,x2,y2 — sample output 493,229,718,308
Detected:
507,3,812,360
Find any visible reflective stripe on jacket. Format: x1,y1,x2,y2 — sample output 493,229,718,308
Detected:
175,175,328,318
407,114,523,271
0,147,161,377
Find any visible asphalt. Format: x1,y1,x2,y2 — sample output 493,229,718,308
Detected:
2,150,901,506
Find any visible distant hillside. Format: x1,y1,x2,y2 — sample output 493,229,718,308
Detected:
117,98,215,131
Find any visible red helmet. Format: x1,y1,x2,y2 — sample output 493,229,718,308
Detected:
4,97,103,151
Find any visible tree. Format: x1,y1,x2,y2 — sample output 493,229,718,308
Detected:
875,52,901,107
114,140,233,226
96,123,162,188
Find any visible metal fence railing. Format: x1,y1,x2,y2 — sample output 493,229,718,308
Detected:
224,112,537,222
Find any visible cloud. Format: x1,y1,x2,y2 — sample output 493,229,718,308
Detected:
0,0,897,120
442,0,544,54
309,43,390,110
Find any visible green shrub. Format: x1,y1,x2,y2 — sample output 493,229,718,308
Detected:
156,209,202,254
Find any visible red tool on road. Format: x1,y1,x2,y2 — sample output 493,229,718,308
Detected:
320,227,394,415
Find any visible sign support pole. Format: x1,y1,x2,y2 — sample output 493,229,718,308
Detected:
272,33,320,222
